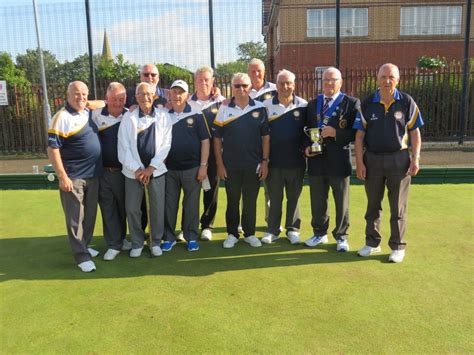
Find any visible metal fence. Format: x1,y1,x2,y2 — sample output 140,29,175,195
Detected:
1,62,472,153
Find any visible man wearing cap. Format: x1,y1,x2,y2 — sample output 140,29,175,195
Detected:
261,69,307,245
48,81,102,272
303,67,360,253
213,72,270,249
161,80,211,252
118,82,172,258
188,66,225,242
91,82,132,261
354,63,423,263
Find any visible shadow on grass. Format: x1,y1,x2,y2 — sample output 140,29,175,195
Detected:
0,235,389,281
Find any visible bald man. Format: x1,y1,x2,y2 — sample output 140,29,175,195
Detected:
48,81,102,272
354,63,423,263
304,67,360,253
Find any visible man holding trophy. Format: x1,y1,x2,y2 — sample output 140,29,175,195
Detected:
304,67,360,252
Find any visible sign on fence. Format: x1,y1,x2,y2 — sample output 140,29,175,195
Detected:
0,81,8,105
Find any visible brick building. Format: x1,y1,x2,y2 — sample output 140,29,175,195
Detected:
262,0,474,76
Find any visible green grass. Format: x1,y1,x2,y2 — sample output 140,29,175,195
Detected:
0,185,473,353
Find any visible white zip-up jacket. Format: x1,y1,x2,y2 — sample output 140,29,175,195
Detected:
118,107,172,179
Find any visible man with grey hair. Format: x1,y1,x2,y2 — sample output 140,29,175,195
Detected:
213,72,270,249
48,81,102,272
188,66,225,241
354,63,423,263
248,58,277,102
118,82,172,258
91,82,132,261
304,67,360,252
261,69,307,245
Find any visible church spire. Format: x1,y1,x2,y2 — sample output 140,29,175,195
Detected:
101,29,113,61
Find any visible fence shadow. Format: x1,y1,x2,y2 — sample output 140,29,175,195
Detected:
0,234,390,282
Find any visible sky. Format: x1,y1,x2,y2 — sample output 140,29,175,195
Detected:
0,0,264,70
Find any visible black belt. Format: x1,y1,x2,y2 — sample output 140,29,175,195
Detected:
367,150,407,156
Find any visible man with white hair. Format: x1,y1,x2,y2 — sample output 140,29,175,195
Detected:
304,67,360,252
354,63,423,263
91,82,132,261
261,69,307,245
118,82,172,258
188,66,225,241
248,58,277,102
213,72,270,249
48,81,102,272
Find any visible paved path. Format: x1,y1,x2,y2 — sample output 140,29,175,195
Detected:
1,147,472,174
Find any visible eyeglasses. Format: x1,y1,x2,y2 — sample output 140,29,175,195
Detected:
233,84,249,89
142,73,158,78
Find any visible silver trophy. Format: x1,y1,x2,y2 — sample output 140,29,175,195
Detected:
304,127,322,155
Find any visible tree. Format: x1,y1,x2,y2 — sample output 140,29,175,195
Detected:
237,41,266,62
16,49,61,84
156,63,193,88
0,52,30,86
215,60,247,77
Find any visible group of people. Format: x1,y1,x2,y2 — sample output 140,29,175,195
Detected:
47,59,423,273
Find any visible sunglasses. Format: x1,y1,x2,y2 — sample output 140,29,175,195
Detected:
233,84,249,89
142,73,158,78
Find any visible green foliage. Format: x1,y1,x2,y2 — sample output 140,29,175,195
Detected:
237,41,266,62
156,63,193,88
215,60,247,77
417,56,447,70
0,52,30,86
16,49,61,84
57,53,92,85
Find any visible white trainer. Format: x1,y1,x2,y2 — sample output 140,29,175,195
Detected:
223,234,239,249
103,249,120,261
129,247,143,258
286,231,300,245
244,235,262,247
78,260,96,272
201,229,213,241
336,238,350,252
357,245,382,257
87,247,99,257
150,246,163,257
388,249,405,263
304,235,328,247
121,239,132,251
261,233,279,244
176,231,185,242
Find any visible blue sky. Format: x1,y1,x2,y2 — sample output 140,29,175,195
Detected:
1,0,264,70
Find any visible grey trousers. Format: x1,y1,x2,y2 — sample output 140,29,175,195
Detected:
164,167,201,242
125,175,165,248
98,169,126,250
364,150,411,250
225,167,261,237
59,177,99,264
309,175,350,240
266,167,304,236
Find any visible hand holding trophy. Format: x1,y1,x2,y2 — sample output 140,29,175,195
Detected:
304,126,322,156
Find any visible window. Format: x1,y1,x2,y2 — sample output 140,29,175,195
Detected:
401,6,462,36
307,8,368,38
